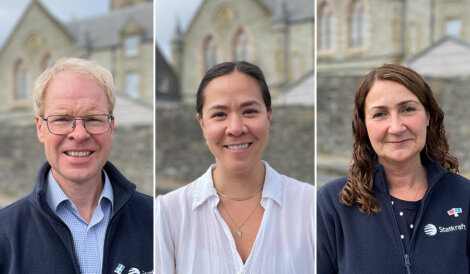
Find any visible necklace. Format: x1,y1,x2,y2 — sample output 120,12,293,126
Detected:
217,184,264,201
413,180,425,200
219,201,259,238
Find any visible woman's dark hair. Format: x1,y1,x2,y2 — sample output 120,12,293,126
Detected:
340,64,458,215
196,61,271,117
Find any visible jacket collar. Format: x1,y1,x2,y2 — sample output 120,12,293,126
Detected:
192,161,283,211
372,156,448,194
30,161,135,213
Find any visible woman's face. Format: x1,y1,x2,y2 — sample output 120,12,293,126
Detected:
197,71,271,174
364,80,429,166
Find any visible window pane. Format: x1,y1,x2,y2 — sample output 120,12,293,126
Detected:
445,19,461,38
124,35,140,56
125,73,140,98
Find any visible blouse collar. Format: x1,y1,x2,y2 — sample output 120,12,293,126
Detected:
192,161,282,210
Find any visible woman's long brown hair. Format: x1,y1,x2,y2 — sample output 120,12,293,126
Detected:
340,64,458,215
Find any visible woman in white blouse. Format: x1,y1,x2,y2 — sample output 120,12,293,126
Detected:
155,61,314,274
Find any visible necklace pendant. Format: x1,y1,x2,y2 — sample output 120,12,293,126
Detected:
237,230,242,238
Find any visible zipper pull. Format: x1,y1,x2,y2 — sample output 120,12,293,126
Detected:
404,254,411,274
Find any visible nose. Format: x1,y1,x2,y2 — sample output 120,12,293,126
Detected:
226,114,247,136
68,119,90,140
388,114,406,134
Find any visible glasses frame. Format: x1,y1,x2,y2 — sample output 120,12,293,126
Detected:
40,114,114,135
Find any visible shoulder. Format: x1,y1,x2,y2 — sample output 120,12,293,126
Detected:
0,195,34,231
318,176,348,199
158,180,198,209
279,173,315,198
130,191,153,209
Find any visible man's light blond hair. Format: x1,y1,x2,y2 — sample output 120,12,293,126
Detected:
33,57,116,116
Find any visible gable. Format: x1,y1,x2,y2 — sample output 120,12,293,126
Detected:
405,37,470,77
0,0,75,59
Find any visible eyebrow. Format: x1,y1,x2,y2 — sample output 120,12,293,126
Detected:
368,99,421,111
207,100,262,111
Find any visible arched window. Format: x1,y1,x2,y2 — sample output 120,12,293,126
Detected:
41,53,53,71
234,30,249,61
349,0,366,48
204,36,218,71
14,59,28,100
319,2,334,50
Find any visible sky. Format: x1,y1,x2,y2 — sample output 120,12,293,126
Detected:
0,0,109,50
155,0,203,61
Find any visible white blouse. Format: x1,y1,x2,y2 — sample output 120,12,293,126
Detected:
155,162,315,274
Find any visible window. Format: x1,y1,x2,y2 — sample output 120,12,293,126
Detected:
41,54,53,70
445,19,461,38
408,24,417,54
349,0,366,48
125,72,140,99
234,30,249,61
157,76,170,94
291,53,301,81
319,2,334,50
124,34,140,56
14,60,28,100
204,36,218,71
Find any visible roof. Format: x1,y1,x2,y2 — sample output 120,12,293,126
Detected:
65,2,153,50
262,0,315,22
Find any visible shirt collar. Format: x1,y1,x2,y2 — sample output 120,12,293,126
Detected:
46,169,114,213
192,161,282,210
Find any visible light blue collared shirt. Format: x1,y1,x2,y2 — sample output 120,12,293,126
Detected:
46,170,114,274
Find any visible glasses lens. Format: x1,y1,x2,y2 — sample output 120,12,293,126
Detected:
84,115,112,134
47,115,74,134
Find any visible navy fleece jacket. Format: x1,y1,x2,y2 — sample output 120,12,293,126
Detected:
0,162,153,274
317,159,470,274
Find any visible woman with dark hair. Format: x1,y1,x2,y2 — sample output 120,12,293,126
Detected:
156,61,314,273
317,64,470,273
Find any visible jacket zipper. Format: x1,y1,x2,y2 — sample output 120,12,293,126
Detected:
37,194,81,273
385,169,440,274
386,194,412,274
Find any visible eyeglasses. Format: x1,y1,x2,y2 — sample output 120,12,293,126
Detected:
41,114,114,135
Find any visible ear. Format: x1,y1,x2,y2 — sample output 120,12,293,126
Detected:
267,108,272,130
426,111,430,127
36,115,45,144
109,118,114,141
197,113,206,138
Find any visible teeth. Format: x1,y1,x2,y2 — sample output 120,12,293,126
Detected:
66,151,91,157
227,143,249,150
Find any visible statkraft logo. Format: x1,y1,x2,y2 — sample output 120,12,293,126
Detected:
424,223,466,236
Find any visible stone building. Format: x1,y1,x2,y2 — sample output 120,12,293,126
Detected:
0,0,153,115
171,0,315,104
156,45,180,103
317,0,470,75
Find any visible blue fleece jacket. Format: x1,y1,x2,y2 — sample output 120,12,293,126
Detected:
0,162,153,274
317,159,470,274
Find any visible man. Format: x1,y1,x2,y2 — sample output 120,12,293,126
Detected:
0,58,153,273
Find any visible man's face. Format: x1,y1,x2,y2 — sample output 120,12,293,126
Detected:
36,70,113,185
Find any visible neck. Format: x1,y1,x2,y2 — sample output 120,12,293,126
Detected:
52,170,103,223
213,161,266,199
380,156,427,201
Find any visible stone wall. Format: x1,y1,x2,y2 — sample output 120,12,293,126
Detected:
155,105,315,194
317,74,470,175
0,122,153,207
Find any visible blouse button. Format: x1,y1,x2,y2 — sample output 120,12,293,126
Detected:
410,224,414,229
401,234,404,239
399,211,404,216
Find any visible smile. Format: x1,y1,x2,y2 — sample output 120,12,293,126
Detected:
225,143,252,150
388,139,411,145
65,151,92,157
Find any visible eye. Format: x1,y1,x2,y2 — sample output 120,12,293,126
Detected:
243,109,258,115
402,106,416,113
211,112,226,118
371,112,386,119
